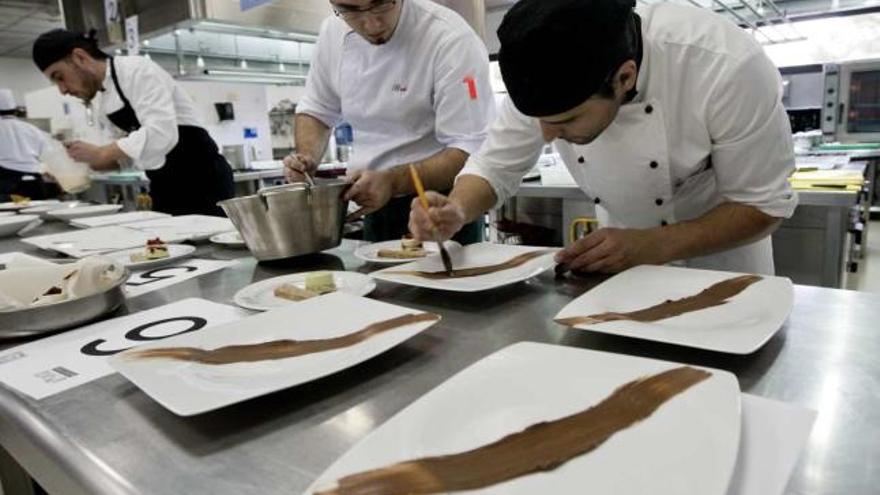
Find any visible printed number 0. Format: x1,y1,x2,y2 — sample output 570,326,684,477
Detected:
80,316,208,356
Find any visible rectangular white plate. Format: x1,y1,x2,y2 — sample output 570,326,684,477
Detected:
307,342,741,495
727,394,816,495
21,226,187,258
121,215,235,242
370,242,558,292
110,292,441,416
71,211,170,229
554,265,793,354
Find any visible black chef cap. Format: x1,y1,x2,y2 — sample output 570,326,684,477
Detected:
498,0,638,117
32,28,107,72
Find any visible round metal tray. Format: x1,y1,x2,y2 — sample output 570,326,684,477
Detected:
0,269,130,339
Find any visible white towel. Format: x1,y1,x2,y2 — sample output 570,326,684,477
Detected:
0,256,125,311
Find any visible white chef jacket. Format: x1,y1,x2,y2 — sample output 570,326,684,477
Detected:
94,56,204,171
297,0,494,172
0,116,49,174
460,3,798,275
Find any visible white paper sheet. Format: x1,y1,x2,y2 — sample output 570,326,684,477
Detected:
729,394,817,495
0,252,26,267
124,259,237,298
0,298,246,399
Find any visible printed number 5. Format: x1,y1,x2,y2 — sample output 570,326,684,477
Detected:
126,266,197,287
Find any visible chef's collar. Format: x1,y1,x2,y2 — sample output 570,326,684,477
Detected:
342,0,410,48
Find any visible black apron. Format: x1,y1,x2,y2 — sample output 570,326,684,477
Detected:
105,58,234,216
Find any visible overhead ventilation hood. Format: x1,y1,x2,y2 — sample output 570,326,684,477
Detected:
62,0,331,44
60,0,488,85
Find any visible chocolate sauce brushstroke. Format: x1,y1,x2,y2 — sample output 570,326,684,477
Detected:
556,274,763,326
387,249,556,280
127,313,440,365
315,366,711,495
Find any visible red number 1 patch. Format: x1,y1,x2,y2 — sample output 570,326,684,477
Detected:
463,75,478,100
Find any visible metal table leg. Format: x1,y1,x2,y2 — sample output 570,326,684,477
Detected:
0,444,36,495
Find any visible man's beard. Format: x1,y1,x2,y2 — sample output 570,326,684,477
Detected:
74,63,101,103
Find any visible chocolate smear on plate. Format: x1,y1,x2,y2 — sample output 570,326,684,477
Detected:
386,249,555,279
315,366,711,495
556,274,762,326
128,313,439,365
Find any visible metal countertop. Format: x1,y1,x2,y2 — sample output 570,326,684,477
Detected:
0,224,877,494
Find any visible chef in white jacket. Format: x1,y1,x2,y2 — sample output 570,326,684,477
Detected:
32,29,234,216
409,0,797,275
285,0,494,243
0,88,58,201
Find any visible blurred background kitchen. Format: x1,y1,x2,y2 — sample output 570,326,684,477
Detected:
1,0,879,292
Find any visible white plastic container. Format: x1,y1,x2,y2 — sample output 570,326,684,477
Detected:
40,140,92,193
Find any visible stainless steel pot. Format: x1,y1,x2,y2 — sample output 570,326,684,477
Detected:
218,179,349,261
0,268,129,339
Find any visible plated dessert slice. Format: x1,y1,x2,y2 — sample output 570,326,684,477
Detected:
273,283,318,302
377,236,428,260
130,238,170,263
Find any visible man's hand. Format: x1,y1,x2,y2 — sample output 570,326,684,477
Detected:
555,227,665,274
344,169,394,220
64,141,118,171
408,191,466,241
283,153,318,183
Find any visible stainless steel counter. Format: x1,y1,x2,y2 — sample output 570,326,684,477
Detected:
0,225,878,495
512,177,869,288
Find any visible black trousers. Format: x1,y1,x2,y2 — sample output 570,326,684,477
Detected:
0,167,60,202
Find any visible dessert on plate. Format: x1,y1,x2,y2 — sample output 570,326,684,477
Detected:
130,238,170,263
377,235,428,259
273,272,338,302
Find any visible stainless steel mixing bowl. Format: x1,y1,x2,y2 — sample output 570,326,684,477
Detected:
218,179,349,261
0,268,130,339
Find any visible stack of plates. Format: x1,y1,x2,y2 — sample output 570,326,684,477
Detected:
0,215,40,238
48,204,123,222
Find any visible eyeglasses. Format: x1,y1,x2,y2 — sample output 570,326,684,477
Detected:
333,0,397,20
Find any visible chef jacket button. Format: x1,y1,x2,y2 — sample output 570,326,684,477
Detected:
649,161,659,169
655,198,664,206
661,220,668,226
578,156,585,164
594,197,601,204
645,104,654,114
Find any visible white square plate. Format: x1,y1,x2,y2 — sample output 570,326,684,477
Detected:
307,342,741,495
122,215,235,242
105,244,197,269
370,242,558,292
22,226,186,258
71,211,170,229
0,199,59,212
110,292,441,416
47,204,123,221
554,265,793,354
